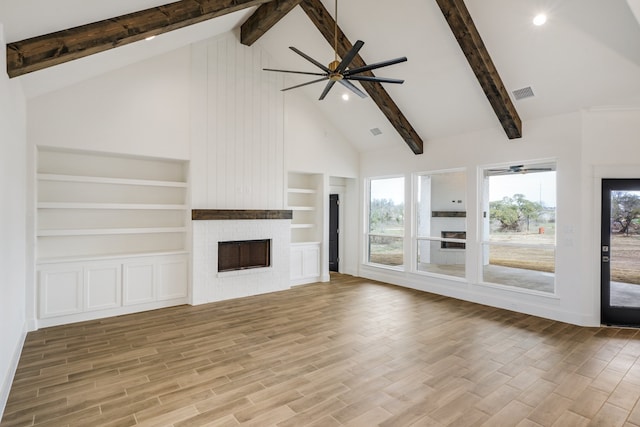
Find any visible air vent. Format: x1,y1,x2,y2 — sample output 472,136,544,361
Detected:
370,128,382,136
512,86,535,100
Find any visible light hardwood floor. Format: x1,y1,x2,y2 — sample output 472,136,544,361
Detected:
3,274,640,426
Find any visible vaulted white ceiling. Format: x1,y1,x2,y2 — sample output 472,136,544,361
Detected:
2,0,639,152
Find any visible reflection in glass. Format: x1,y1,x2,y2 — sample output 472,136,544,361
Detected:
417,238,465,278
609,190,640,307
415,171,467,278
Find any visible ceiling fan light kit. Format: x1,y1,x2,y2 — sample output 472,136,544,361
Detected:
263,0,407,100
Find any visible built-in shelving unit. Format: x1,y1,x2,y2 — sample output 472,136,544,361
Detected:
287,172,322,244
36,147,190,326
287,172,322,285
37,148,189,261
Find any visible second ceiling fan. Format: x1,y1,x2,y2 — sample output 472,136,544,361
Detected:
264,0,407,100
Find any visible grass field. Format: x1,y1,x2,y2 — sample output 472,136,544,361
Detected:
490,232,640,284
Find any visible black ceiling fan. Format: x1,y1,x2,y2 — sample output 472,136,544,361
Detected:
487,165,554,176
263,0,407,100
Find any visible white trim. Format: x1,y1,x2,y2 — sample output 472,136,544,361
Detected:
0,323,27,421
360,265,598,326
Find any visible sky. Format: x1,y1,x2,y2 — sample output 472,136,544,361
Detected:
370,177,404,204
489,171,557,207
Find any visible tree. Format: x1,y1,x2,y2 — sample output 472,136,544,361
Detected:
370,198,404,233
490,194,543,232
611,192,640,236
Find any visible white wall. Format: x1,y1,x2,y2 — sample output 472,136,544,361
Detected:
28,47,191,160
360,112,596,325
284,91,359,178
0,23,28,418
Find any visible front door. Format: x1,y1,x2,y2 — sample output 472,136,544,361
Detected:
329,194,339,272
601,179,640,326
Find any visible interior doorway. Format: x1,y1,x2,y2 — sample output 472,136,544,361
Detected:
601,179,640,326
329,194,339,272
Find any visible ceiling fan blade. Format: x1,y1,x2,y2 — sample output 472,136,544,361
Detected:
336,40,365,74
319,80,337,100
339,79,367,98
289,47,331,72
282,77,328,92
345,57,407,76
263,68,327,76
486,170,511,176
346,75,404,84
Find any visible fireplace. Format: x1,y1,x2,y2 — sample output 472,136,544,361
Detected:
192,209,291,304
441,231,466,249
218,239,271,272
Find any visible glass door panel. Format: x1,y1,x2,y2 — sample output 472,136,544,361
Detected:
601,179,640,325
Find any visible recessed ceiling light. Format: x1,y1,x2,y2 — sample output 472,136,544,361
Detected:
341,93,350,101
145,35,156,41
533,14,547,26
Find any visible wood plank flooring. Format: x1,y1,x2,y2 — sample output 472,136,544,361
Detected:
3,274,640,426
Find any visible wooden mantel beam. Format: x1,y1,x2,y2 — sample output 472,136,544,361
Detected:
434,0,522,139
6,0,275,78
300,0,424,155
240,0,302,46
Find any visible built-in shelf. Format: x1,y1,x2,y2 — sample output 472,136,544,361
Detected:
38,227,187,237
38,202,187,210
38,173,188,188
289,206,316,211
288,188,317,194
291,224,314,229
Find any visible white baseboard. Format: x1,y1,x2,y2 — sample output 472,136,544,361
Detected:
0,322,27,421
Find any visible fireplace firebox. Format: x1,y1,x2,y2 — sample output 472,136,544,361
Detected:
441,231,466,249
218,239,271,272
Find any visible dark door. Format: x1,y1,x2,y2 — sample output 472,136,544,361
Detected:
329,194,339,272
601,179,640,326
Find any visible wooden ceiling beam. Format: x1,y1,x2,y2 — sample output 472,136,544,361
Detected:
300,0,424,154
434,0,522,139
240,0,302,46
6,0,275,78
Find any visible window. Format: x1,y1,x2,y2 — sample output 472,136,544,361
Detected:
367,177,404,267
481,163,556,293
416,171,466,278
